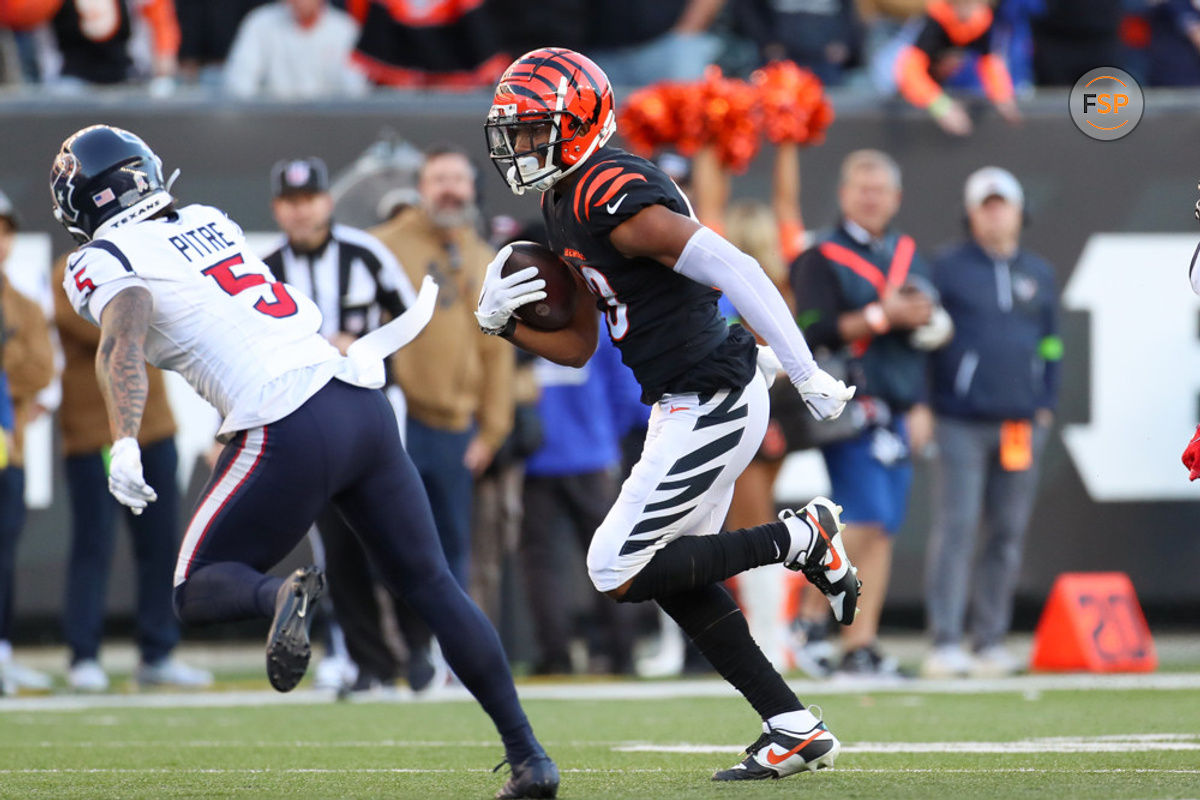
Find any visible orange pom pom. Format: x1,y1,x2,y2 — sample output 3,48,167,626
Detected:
619,84,683,157
694,66,762,172
751,60,835,146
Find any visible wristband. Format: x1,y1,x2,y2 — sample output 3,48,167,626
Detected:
482,316,518,338
863,302,890,335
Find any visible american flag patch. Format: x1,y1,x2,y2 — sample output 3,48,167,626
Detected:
92,188,116,207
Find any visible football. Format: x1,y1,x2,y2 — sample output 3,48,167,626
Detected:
500,241,579,331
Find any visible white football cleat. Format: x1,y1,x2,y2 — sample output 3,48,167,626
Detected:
778,497,860,625
712,710,840,781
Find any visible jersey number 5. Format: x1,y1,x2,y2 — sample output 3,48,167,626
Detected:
202,254,297,318
580,266,629,340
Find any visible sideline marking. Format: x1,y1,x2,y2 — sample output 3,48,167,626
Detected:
4,673,1200,713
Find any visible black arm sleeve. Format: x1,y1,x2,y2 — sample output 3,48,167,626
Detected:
789,248,844,350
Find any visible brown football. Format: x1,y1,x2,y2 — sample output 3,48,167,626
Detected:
500,241,579,331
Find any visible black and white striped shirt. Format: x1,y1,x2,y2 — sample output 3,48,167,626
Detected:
263,223,415,339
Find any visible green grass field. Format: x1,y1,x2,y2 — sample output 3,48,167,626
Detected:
2,677,1198,799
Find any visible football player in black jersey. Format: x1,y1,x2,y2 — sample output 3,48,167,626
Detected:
478,47,858,781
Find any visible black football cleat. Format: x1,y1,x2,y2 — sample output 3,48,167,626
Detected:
266,566,325,693
494,752,560,799
712,712,839,781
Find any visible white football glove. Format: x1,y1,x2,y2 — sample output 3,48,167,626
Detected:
794,368,856,421
474,244,547,334
108,437,157,515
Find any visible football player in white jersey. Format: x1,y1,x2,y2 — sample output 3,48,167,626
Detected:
51,125,558,800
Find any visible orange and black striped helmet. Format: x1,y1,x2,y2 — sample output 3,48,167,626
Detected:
485,47,616,195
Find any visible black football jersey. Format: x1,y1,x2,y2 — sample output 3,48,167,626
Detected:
542,147,756,403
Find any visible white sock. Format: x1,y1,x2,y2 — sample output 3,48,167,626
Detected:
766,708,820,733
780,514,817,563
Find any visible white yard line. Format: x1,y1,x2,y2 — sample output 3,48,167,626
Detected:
3,672,1200,712
615,733,1200,755
0,767,1196,775
4,733,1199,755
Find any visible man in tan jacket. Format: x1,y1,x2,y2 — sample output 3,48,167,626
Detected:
373,145,515,587
372,146,514,686
0,193,56,693
54,257,212,692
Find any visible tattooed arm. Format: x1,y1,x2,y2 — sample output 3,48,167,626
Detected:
96,286,153,442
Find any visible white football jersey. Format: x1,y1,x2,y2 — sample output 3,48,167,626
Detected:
64,203,365,436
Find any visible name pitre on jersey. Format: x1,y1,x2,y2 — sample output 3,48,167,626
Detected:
64,203,351,436
543,146,756,403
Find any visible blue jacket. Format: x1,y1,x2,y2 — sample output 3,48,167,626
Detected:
930,240,1060,420
525,334,648,478
0,372,13,432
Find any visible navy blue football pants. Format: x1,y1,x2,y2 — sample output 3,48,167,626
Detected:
172,379,537,759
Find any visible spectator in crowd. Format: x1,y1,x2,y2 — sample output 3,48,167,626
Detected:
1031,0,1121,85
1,0,61,82
262,156,418,692
518,306,645,676
350,0,508,89
894,0,1021,137
224,0,366,99
489,0,586,58
176,0,269,87
0,371,26,695
54,255,212,692
992,0,1042,91
48,0,179,90
790,150,941,678
733,0,864,85
0,193,55,693
372,145,514,676
585,0,724,87
922,167,1059,679
1148,0,1200,86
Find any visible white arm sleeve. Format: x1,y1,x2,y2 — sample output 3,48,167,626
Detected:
674,226,816,384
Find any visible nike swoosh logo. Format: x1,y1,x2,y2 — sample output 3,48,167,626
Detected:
606,195,627,214
809,515,842,571
764,729,825,766
669,406,687,413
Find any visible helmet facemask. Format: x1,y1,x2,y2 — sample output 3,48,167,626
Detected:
487,110,577,196
487,76,604,195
